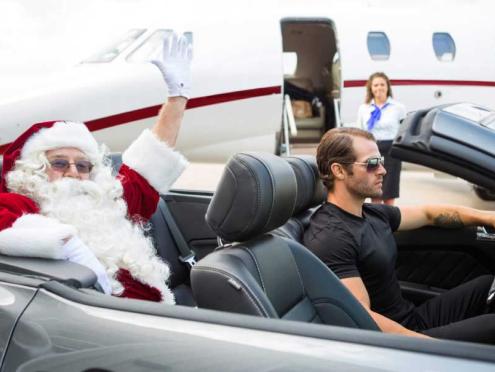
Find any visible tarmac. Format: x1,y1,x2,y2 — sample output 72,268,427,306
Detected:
172,144,495,211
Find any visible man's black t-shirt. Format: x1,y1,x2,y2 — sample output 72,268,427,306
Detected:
303,202,415,324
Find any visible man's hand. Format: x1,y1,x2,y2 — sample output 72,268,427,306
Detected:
151,32,192,99
62,237,112,295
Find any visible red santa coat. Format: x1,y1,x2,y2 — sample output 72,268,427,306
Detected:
0,128,188,302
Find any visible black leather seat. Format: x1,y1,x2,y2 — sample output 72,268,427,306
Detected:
148,198,195,306
273,155,326,242
191,152,379,330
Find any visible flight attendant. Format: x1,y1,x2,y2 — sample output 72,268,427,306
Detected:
357,72,406,205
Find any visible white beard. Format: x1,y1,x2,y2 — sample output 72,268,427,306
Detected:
31,175,174,304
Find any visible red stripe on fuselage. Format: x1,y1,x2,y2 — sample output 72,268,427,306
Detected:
344,79,495,88
0,86,282,154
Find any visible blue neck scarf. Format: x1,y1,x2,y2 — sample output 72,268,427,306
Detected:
367,102,390,131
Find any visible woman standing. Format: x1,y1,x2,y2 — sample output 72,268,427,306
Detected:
357,72,406,205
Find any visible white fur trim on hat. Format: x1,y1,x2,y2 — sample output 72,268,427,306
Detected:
0,214,77,259
122,129,188,194
21,121,99,161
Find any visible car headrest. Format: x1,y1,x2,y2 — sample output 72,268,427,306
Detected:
286,155,326,215
206,152,297,242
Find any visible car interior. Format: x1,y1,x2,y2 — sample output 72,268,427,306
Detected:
1,112,495,344
1,148,495,305
191,152,378,330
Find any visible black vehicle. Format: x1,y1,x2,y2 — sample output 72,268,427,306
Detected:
1,103,495,371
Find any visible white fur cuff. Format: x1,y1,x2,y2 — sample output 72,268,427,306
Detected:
122,129,188,194
0,214,77,259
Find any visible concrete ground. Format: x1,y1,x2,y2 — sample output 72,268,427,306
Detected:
173,154,495,211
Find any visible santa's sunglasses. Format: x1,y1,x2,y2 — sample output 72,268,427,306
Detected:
343,156,384,172
49,159,94,174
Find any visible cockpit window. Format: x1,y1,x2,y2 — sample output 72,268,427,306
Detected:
432,32,456,62
82,29,146,63
367,32,390,61
126,30,193,63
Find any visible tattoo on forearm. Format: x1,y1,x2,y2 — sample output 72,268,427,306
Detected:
433,212,464,228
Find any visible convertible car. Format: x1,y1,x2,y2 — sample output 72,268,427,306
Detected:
1,103,495,371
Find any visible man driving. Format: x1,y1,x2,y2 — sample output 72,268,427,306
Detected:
0,32,192,304
304,127,495,344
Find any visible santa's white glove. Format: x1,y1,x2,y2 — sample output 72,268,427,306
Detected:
62,237,112,295
151,32,192,99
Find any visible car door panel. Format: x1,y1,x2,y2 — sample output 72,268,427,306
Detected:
394,226,495,304
390,104,495,304
0,283,37,369
164,192,217,260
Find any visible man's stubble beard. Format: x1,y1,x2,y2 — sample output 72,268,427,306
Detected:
347,176,383,200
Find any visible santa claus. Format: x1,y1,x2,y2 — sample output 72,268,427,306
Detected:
0,32,192,304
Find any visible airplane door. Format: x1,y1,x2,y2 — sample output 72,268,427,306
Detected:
281,18,340,150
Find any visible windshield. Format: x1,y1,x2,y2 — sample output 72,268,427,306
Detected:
82,29,146,63
127,30,193,63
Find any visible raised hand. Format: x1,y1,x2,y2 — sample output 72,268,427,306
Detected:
151,31,193,99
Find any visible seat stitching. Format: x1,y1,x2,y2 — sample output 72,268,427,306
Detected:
193,266,269,317
241,247,266,292
236,156,262,235
298,159,313,207
312,297,377,329
294,218,304,239
193,267,267,317
309,306,320,323
286,296,318,322
284,239,306,297
242,154,289,234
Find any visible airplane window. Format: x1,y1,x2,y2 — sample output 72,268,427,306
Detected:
126,30,193,63
283,52,298,76
82,29,146,63
432,33,456,62
367,32,390,61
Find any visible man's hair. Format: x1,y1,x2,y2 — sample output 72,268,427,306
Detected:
365,71,393,104
317,127,375,190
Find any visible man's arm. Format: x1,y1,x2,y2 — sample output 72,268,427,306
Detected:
150,32,192,146
120,32,192,218
398,204,495,231
341,277,430,338
151,97,187,147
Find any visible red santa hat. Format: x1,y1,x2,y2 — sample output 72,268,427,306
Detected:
1,121,99,192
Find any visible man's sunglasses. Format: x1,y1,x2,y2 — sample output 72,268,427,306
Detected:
49,159,94,174
343,156,385,172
